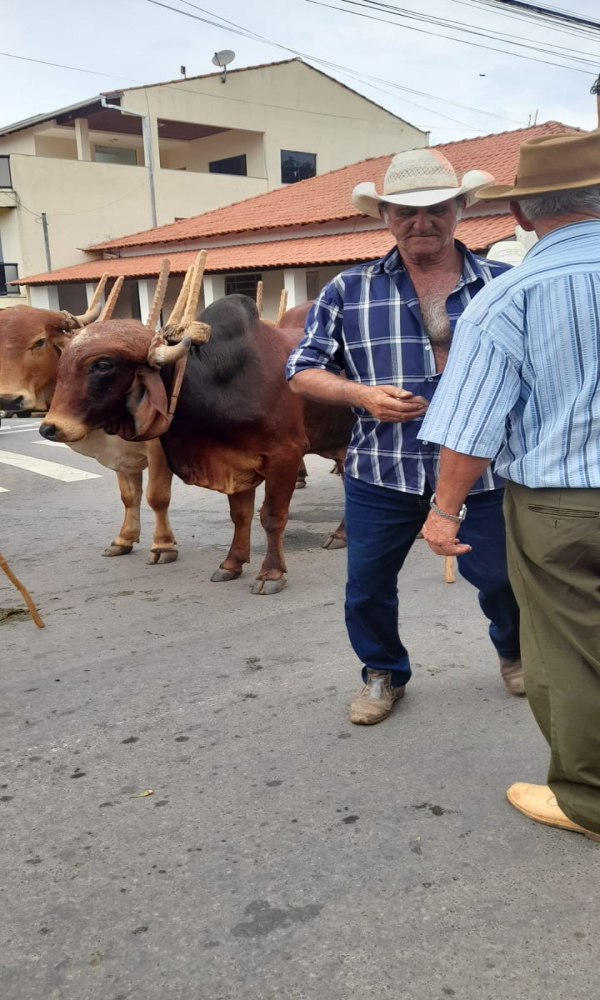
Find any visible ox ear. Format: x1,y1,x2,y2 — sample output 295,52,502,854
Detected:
123,366,171,441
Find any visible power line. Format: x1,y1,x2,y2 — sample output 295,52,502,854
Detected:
308,0,596,75
344,0,600,63
145,0,527,127
0,50,142,83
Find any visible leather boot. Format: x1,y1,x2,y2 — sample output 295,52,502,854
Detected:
350,669,405,725
499,657,526,696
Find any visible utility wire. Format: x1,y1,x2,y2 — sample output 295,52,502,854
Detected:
344,0,600,63
308,0,595,75
146,0,527,126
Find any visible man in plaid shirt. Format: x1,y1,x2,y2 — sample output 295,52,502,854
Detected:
286,147,522,725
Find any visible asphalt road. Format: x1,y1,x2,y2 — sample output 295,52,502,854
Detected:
1,418,598,1000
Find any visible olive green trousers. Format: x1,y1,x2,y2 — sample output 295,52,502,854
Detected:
504,482,600,834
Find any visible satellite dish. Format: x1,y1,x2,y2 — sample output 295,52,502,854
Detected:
212,49,235,82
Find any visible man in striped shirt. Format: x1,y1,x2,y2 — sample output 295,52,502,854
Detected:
287,147,522,725
421,130,600,841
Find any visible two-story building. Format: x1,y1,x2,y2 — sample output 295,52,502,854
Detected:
0,58,426,306
15,121,581,323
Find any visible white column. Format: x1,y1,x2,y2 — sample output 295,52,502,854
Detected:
86,281,105,308
203,274,226,306
74,118,91,161
29,284,60,310
137,278,158,325
283,268,308,308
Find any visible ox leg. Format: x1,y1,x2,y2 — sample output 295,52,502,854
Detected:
146,440,178,565
103,470,142,557
295,459,308,490
252,454,300,596
211,488,256,582
323,463,347,550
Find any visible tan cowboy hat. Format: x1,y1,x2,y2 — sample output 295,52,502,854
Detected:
352,147,494,218
477,130,600,201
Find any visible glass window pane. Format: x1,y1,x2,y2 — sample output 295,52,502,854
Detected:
0,157,12,187
209,155,248,176
281,150,316,184
93,145,138,166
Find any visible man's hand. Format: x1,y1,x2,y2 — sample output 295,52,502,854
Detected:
359,385,429,423
422,510,472,556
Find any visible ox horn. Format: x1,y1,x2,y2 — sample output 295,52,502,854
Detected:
182,250,207,327
98,275,125,322
145,259,170,332
276,288,289,325
148,333,192,368
166,264,193,327
256,280,264,318
86,273,109,314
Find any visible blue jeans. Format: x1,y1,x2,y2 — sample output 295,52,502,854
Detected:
344,475,520,687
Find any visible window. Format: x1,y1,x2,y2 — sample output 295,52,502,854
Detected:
225,273,262,299
209,154,248,176
281,150,316,184
0,263,19,296
306,270,322,301
93,144,138,166
0,156,11,188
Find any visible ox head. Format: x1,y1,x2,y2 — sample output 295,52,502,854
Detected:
40,254,210,443
0,299,103,412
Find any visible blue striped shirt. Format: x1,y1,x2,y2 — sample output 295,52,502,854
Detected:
420,221,600,488
286,243,511,494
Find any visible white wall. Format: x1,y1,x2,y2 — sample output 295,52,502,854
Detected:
161,129,266,178
123,60,426,192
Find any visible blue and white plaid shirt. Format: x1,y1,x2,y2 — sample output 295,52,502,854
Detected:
421,221,600,488
286,243,511,494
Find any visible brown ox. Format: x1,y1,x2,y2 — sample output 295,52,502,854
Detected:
279,300,348,549
41,267,354,594
0,283,177,564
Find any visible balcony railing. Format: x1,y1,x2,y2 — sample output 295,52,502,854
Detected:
0,156,12,188
0,263,19,295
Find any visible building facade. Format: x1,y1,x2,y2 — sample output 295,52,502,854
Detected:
0,58,426,307
16,121,581,322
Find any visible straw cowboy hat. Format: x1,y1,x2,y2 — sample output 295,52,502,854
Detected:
476,129,600,201
351,147,494,218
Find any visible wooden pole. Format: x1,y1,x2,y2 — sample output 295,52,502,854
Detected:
0,551,45,627
444,556,455,584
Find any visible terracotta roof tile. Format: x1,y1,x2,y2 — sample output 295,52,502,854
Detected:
18,216,515,285
90,121,582,251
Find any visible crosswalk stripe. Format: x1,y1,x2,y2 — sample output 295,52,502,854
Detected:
0,423,43,435
36,440,69,449
0,486,9,493
0,449,101,482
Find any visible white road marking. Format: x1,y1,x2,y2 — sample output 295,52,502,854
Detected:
0,486,9,493
0,423,43,434
36,440,69,449
0,449,101,481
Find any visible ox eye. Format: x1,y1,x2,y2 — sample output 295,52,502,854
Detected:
90,359,114,374
31,338,46,351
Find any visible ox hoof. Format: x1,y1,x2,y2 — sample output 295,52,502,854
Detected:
322,534,347,550
251,576,287,596
211,567,242,582
102,543,134,557
148,549,178,565
294,478,307,490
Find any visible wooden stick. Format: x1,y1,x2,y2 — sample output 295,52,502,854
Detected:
145,259,170,331
276,288,289,325
0,551,45,627
444,556,455,584
256,280,264,317
99,275,124,321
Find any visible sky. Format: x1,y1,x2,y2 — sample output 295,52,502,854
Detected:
1,0,599,144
